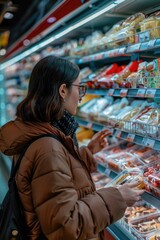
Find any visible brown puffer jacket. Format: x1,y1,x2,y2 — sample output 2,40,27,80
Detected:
0,119,127,240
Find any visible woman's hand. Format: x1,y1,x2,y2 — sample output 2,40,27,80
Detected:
87,129,112,154
118,182,145,207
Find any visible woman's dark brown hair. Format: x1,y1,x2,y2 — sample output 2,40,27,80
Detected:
16,55,80,122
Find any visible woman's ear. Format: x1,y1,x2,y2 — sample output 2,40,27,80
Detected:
59,83,67,100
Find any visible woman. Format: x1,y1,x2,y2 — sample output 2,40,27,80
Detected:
0,56,144,240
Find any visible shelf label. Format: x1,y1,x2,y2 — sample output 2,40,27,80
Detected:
104,51,109,58
139,31,150,43
127,43,141,53
115,129,122,138
104,168,111,177
94,53,104,61
142,138,155,148
108,89,115,96
120,89,128,97
83,56,93,62
136,89,146,97
86,122,93,129
145,89,156,98
118,47,126,54
127,133,135,142
147,39,156,48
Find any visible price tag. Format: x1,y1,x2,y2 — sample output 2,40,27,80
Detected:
127,43,141,53
104,168,111,177
139,31,150,43
127,133,135,142
113,49,119,56
78,59,83,64
94,53,104,61
108,50,114,57
136,89,146,97
145,89,156,98
115,129,121,138
104,51,109,58
118,47,126,54
147,39,156,48
120,89,128,97
108,89,115,96
83,56,93,62
142,138,155,148
141,42,149,51
86,122,93,129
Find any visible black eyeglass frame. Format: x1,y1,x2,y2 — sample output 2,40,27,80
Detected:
71,84,87,98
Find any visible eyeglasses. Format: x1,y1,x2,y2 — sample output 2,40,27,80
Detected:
72,84,87,98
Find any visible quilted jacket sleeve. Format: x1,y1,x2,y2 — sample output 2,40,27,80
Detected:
78,146,97,173
31,150,127,240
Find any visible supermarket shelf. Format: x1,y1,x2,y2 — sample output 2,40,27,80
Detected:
107,222,136,240
75,49,129,64
98,162,160,211
76,116,106,132
86,88,160,99
118,130,160,151
76,117,160,151
74,38,160,65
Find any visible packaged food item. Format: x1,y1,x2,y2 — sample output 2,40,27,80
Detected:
91,172,111,189
98,98,129,124
147,230,160,240
129,213,160,239
126,72,139,88
88,97,113,120
111,61,139,85
144,180,160,198
123,13,145,28
143,162,160,197
124,201,159,223
76,127,94,142
140,15,160,39
107,169,144,189
114,26,136,45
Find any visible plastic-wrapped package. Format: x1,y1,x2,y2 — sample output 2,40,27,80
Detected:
129,213,160,239
124,201,158,223
140,15,160,39
132,103,160,137
143,162,160,198
104,152,144,173
88,97,113,120
122,12,145,28
107,168,144,188
147,230,160,240
91,172,111,190
98,98,129,124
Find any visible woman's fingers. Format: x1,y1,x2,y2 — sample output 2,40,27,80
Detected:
100,129,113,137
126,181,142,188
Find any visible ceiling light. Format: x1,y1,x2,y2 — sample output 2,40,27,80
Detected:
4,12,14,20
23,39,31,46
0,1,125,70
114,0,126,3
47,17,56,23
0,49,6,56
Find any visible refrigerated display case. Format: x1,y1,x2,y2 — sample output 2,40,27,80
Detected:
1,0,160,239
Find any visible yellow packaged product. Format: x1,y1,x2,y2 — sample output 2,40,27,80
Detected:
76,127,94,141
114,26,135,45
122,12,145,28
140,16,160,39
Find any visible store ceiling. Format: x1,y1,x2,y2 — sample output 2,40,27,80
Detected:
0,0,62,49
0,0,160,58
